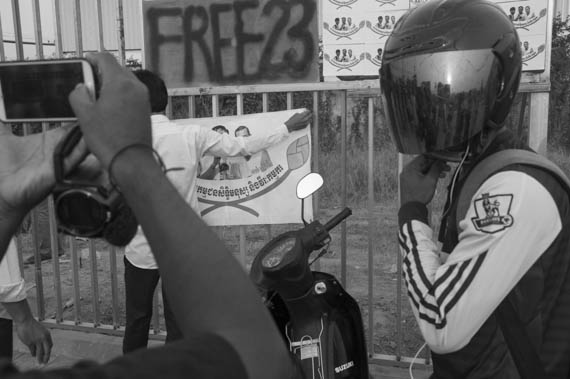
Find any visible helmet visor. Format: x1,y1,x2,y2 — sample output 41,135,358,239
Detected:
380,49,501,155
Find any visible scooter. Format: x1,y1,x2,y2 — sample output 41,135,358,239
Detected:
250,173,369,379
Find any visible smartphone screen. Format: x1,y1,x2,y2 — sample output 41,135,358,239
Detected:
0,60,93,122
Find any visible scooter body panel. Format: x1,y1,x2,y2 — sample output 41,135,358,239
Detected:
249,201,368,379
279,272,369,379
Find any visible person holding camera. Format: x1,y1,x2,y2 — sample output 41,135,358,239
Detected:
0,52,301,378
122,69,312,353
381,0,570,378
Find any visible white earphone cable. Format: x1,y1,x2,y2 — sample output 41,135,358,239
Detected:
409,342,428,379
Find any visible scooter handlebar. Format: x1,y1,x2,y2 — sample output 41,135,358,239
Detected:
323,207,352,231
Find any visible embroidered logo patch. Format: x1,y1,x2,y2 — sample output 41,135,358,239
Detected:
471,193,514,233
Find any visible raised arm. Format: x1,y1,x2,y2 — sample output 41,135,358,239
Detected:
398,157,560,353
202,109,312,158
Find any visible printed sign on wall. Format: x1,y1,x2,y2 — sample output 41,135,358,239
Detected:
499,0,549,71
174,109,312,226
142,0,319,88
322,0,549,77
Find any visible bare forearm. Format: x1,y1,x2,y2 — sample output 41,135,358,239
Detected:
0,212,25,263
2,299,33,323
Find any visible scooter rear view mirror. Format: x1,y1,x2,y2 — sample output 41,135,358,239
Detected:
297,173,324,225
296,173,324,199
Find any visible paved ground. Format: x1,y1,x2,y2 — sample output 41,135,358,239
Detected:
12,328,431,378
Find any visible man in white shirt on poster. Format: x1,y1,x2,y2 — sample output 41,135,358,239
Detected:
123,69,312,353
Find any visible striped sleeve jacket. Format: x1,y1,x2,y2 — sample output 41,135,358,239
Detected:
398,169,561,354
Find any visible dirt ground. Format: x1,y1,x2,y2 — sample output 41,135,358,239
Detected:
19,202,427,360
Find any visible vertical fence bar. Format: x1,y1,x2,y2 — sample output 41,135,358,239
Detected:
212,95,219,117
31,0,43,59
52,0,63,58
70,238,81,323
0,12,5,60
14,237,24,282
517,92,529,142
166,96,173,119
262,93,272,240
73,0,83,56
311,92,319,203
109,247,120,329
11,0,24,59
96,0,105,51
23,124,45,320
396,153,404,360
262,93,268,112
287,92,293,109
6,37,22,271
236,94,247,266
5,1,17,278
312,91,321,272
30,207,45,320
47,186,63,322
211,95,225,240
116,0,126,65
188,96,196,118
236,94,243,115
340,91,348,286
89,240,100,326
367,97,375,355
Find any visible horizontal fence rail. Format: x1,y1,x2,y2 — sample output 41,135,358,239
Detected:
0,0,550,373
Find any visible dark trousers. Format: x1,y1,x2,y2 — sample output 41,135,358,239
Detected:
123,257,183,354
0,318,13,360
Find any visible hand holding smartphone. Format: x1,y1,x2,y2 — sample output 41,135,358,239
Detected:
0,58,95,122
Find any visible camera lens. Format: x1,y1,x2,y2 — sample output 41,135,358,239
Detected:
56,190,108,236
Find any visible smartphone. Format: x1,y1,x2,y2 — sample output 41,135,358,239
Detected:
0,58,95,122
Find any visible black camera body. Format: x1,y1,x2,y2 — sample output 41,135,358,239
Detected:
52,125,138,246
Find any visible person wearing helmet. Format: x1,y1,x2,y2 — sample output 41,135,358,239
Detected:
380,0,570,378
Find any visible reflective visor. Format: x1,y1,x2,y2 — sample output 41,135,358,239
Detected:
380,49,501,155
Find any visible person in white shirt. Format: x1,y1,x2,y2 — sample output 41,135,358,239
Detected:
123,69,312,353
0,239,52,364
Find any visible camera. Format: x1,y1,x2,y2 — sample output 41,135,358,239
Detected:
0,60,136,246
52,125,138,247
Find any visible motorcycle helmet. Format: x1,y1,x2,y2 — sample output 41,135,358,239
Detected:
380,0,522,160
